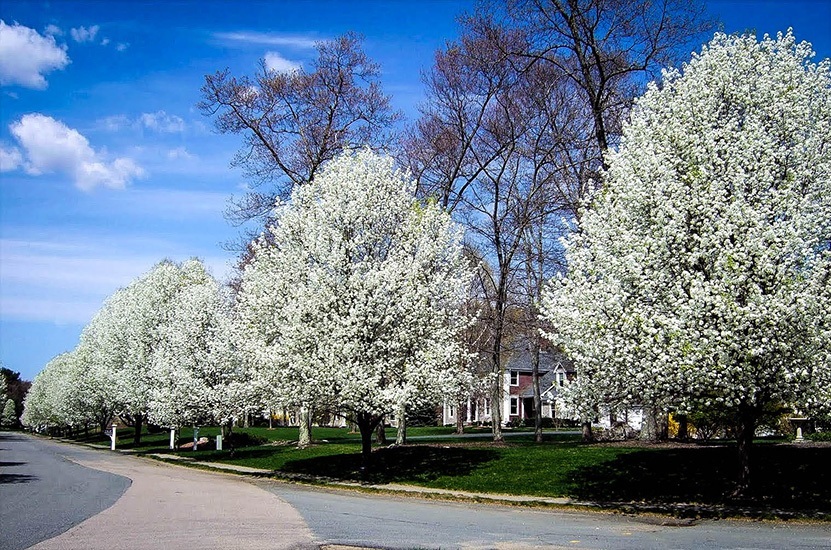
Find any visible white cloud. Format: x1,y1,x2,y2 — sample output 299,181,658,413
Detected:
139,110,186,133
0,20,70,89
0,146,23,172
44,24,62,37
70,25,99,43
214,31,319,48
7,113,145,191
116,42,129,52
264,51,301,73
0,236,232,324
97,114,131,131
167,146,195,160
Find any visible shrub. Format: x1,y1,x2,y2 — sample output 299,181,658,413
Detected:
225,431,268,448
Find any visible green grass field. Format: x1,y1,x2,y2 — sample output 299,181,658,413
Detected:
65,424,830,518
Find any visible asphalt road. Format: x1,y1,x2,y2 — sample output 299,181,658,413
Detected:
260,479,831,549
3,431,830,549
0,431,131,550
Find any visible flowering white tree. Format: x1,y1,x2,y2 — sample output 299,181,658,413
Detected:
541,31,831,493
237,149,472,466
147,260,250,431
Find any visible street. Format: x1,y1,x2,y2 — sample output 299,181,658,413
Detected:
2,431,830,549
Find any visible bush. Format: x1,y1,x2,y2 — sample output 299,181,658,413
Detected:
225,431,268,448
807,431,831,442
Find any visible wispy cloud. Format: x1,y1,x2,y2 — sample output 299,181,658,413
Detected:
214,31,321,49
264,51,301,73
97,110,187,133
70,24,99,43
6,113,145,191
0,236,233,324
0,20,69,89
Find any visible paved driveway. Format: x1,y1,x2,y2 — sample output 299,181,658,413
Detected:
1,433,316,550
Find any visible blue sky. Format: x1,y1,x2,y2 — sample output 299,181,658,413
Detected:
1,0,829,382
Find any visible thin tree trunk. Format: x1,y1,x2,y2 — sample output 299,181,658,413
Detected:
640,404,661,442
133,413,143,446
375,416,387,445
733,406,757,497
356,411,382,473
455,397,465,435
395,403,407,445
297,406,312,448
531,339,543,443
677,414,689,441
581,420,594,442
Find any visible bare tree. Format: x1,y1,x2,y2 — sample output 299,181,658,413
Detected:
507,0,713,168
199,32,401,228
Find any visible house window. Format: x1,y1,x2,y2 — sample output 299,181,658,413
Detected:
557,372,566,387
510,397,519,416
483,399,491,416
509,371,519,386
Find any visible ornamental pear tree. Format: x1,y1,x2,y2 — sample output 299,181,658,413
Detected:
237,149,473,467
147,261,247,430
541,30,831,494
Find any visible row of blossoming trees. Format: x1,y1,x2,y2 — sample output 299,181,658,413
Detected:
22,30,831,489
22,151,474,465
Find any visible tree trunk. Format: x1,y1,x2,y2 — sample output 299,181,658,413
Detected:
454,397,465,435
677,414,689,441
356,412,382,473
581,420,594,443
395,403,407,445
297,406,312,448
491,379,504,442
531,340,543,443
133,413,143,446
733,407,757,497
640,404,661,442
375,416,387,445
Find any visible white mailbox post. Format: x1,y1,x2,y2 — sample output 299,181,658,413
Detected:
170,428,176,450
109,424,117,450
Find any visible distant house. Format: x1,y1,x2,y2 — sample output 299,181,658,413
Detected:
442,346,578,426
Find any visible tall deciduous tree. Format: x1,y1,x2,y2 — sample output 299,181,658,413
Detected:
237,149,472,467
541,31,831,494
147,261,247,431
199,32,401,228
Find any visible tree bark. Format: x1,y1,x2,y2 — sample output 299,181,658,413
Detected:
455,397,465,435
395,404,407,445
356,411,382,473
640,404,661,442
733,406,758,497
297,406,312,448
531,340,543,443
581,420,594,443
375,416,387,445
677,414,689,441
133,413,143,446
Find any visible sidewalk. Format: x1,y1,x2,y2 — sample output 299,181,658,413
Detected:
30,451,318,550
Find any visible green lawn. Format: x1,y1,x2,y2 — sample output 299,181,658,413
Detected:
63,425,830,518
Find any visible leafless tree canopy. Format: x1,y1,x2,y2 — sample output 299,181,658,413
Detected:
199,32,401,227
400,0,712,440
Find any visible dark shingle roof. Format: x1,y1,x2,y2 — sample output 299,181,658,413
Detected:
504,348,575,374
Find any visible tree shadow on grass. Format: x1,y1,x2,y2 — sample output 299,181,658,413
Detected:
282,445,500,484
567,444,831,511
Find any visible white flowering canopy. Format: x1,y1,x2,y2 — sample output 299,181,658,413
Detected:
541,31,831,421
237,149,472,421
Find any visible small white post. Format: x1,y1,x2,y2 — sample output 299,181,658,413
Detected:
193,426,199,451
796,425,804,441
216,434,223,451
110,423,117,451
170,428,176,450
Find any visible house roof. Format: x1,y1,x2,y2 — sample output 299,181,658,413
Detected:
519,370,559,398
504,348,575,374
